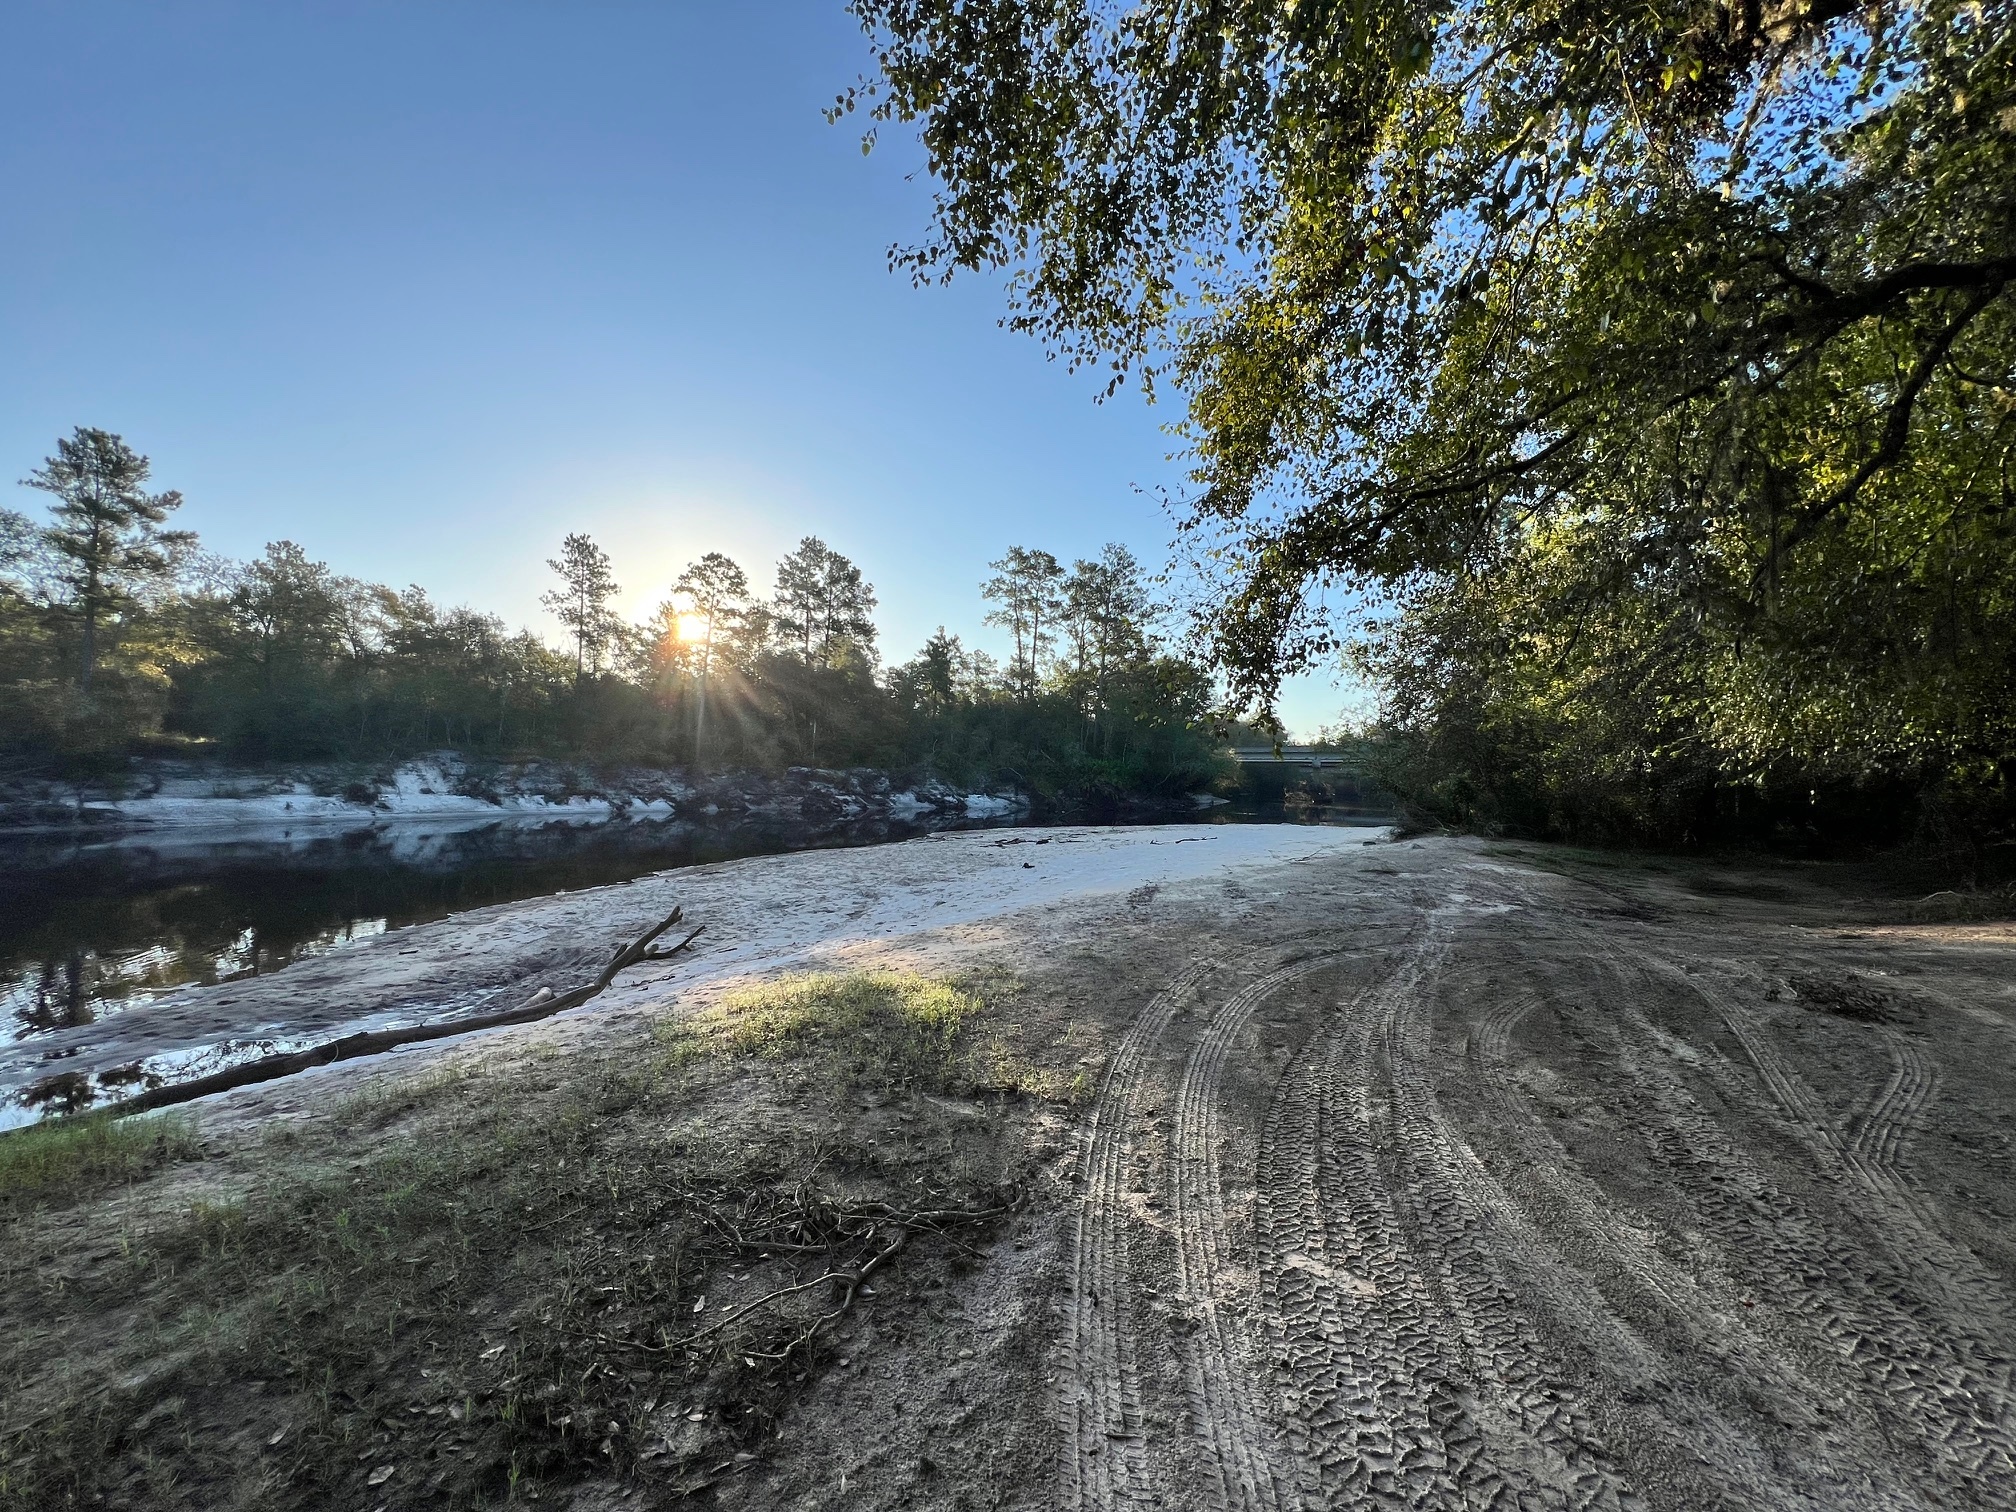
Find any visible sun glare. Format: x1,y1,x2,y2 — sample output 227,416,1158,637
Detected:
675,612,711,642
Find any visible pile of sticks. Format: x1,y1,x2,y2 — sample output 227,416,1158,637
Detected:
612,1183,1016,1364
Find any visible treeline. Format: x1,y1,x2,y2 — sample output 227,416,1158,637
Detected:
0,428,1232,804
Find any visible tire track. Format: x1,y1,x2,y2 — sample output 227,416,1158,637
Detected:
1592,952,2016,1505
1459,962,1928,1510
1378,903,1637,1511
1061,956,1218,1511
1488,863,2016,1505
1465,981,1696,1315
1254,895,1636,1511
1169,953,1345,1511
1847,1031,1936,1171
1063,851,2010,1509
1254,908,1482,1510
1681,964,1988,1269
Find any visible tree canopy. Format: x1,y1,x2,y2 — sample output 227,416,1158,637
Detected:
543,533,622,681
847,0,2016,843
772,536,880,671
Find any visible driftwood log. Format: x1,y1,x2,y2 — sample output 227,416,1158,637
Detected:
110,907,704,1118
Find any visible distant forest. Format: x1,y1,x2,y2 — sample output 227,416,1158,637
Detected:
0,427,1238,803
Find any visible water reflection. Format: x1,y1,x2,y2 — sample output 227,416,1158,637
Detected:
0,812,1007,1039
21,956,93,1034
3,800,1390,1046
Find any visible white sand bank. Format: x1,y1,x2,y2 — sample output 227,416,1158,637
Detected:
5,823,1386,1115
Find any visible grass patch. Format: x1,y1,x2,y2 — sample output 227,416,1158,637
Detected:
660,967,1084,1101
699,970,983,1059
0,982,1029,1511
0,1112,199,1207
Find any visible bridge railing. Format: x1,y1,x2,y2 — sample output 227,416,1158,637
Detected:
1224,746,1364,769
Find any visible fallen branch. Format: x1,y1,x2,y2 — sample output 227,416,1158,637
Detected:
675,1231,904,1350
106,908,704,1119
745,1229,910,1362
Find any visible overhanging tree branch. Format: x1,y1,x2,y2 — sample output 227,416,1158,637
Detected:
1767,280,2006,571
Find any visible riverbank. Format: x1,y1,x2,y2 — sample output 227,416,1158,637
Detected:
4,823,1371,1122
0,753,1042,836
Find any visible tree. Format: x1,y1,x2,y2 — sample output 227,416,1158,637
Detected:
982,546,1064,698
896,627,964,717
771,537,879,669
22,428,189,692
672,553,750,680
1061,544,1156,717
229,542,343,690
848,0,2016,835
0,508,41,586
542,533,620,681
670,552,751,762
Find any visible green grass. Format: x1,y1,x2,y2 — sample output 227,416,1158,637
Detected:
0,1112,199,1205
662,967,1088,1103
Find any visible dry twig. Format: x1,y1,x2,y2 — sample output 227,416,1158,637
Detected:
595,1191,1013,1364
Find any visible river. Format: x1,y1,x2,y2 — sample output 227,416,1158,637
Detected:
5,804,1388,1054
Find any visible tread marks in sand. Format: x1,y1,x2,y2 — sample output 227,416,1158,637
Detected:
1062,956,1218,1510
1598,949,2016,1504
1171,953,1353,1510
1061,856,2012,1509
1461,961,1927,1510
1488,867,2014,1505
1254,886,1638,1511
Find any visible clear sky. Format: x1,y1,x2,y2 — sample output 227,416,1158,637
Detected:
0,0,1352,735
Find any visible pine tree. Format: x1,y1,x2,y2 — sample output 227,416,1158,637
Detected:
542,533,620,680
670,551,750,763
905,627,963,715
1063,544,1157,716
771,538,878,669
22,428,188,692
981,546,1064,699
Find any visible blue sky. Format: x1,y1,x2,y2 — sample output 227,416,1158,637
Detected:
0,0,1352,734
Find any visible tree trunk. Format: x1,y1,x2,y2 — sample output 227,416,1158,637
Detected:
77,554,103,693
695,674,709,767
78,605,97,693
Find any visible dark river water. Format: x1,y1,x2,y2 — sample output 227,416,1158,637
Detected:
3,805,1390,1044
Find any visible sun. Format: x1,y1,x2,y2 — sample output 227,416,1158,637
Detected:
675,612,711,642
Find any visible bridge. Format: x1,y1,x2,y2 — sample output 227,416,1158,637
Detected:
1226,744,1390,809
1226,745,1366,770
